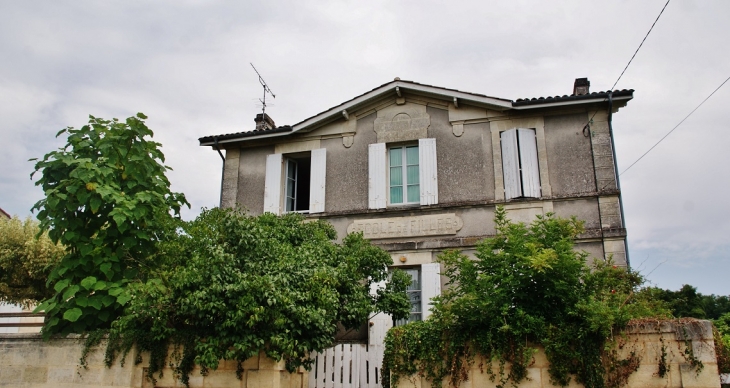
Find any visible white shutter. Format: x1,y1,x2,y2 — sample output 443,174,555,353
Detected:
368,280,393,347
368,143,387,209
263,153,283,214
517,128,541,198
500,129,522,200
418,138,438,206
309,148,327,213
421,263,441,320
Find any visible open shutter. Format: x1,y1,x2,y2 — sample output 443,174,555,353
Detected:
368,143,387,209
500,129,522,200
421,263,441,320
309,148,327,213
263,153,283,214
418,138,438,206
517,128,541,198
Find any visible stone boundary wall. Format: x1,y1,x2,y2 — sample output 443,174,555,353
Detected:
0,333,307,388
396,320,721,388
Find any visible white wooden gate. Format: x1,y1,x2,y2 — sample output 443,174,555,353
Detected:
309,344,376,388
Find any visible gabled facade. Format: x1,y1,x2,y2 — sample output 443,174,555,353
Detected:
200,78,633,326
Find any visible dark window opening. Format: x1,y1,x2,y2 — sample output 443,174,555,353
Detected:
284,155,311,212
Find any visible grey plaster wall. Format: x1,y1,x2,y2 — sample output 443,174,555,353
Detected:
322,113,376,213
544,113,596,196
428,106,491,204
236,145,273,215
552,198,600,230
575,241,605,263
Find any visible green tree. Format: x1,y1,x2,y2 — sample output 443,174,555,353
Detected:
0,217,64,308
98,208,411,386
30,113,188,337
383,207,667,388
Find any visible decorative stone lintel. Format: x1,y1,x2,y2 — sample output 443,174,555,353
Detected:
347,213,463,239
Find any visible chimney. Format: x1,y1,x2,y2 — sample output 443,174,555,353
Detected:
254,113,275,131
573,78,590,96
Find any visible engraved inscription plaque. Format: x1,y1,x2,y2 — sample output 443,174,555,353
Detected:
347,213,463,239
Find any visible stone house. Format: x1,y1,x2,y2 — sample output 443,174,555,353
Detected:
198,77,633,328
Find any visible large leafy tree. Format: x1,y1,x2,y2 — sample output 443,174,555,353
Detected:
0,217,64,308
30,113,188,336
100,208,411,386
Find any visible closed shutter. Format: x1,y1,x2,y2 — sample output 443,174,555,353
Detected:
368,280,393,347
263,153,283,214
500,129,522,200
421,263,441,320
309,148,327,213
418,138,438,206
368,143,387,209
517,128,541,198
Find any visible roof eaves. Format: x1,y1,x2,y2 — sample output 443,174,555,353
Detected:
199,125,293,146
512,89,634,109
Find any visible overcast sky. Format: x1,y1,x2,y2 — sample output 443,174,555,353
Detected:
1,0,728,295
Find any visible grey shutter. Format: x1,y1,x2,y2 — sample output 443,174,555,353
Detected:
309,148,327,213
263,153,283,214
368,143,387,209
500,129,522,200
418,138,438,206
421,263,441,320
517,128,541,198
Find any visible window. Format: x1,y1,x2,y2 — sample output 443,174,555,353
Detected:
368,138,438,209
395,268,422,325
500,128,541,200
284,156,311,212
263,148,326,214
389,145,420,205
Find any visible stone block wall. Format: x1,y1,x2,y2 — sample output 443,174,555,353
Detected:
0,333,307,388
396,320,721,388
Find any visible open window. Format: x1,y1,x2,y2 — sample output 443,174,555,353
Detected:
392,263,441,326
263,148,326,214
368,138,438,209
500,128,541,200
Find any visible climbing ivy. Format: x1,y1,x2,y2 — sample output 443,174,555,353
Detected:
30,113,188,337
383,207,669,388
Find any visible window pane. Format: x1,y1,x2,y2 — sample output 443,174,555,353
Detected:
389,147,402,167
390,186,403,204
406,165,419,185
390,166,403,186
406,146,419,165
407,184,420,203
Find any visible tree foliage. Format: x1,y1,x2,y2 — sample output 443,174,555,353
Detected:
643,284,730,320
0,217,64,308
383,207,668,388
96,208,411,386
30,113,188,336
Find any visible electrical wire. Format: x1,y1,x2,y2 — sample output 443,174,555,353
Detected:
582,0,671,134
619,75,730,176
610,0,671,91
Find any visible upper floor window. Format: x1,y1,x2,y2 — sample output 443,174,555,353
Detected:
389,145,420,205
500,128,541,200
368,138,438,209
263,148,326,215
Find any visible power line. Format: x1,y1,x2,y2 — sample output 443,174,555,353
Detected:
583,0,671,132
610,0,671,91
620,75,730,176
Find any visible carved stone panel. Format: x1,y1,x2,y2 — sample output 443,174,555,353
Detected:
347,213,463,239
373,104,430,143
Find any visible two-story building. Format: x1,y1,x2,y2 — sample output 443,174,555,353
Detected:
199,77,632,343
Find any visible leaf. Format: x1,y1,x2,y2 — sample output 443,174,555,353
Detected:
90,196,102,213
108,287,124,296
101,295,115,307
62,285,80,301
63,308,83,322
80,276,97,290
116,293,132,306
54,279,70,293
87,297,102,310
100,263,113,279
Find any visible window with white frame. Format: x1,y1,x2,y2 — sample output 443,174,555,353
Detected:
395,267,422,325
368,138,438,209
389,145,420,205
263,148,327,215
500,128,541,200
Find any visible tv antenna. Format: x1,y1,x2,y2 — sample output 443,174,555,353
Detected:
250,63,275,116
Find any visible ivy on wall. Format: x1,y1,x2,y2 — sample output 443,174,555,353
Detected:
383,207,670,388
